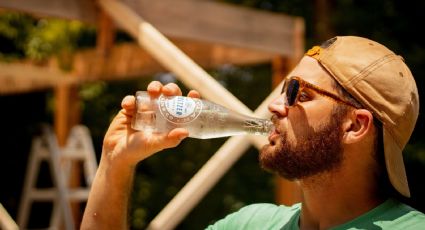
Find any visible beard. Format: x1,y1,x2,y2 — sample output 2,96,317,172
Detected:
259,107,347,180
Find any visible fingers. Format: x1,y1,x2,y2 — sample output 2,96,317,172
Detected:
161,128,189,149
121,95,135,110
147,81,163,97
162,83,182,96
118,95,136,120
147,81,183,97
129,128,188,160
187,90,201,99
168,128,189,140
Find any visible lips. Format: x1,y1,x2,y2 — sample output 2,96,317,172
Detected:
268,115,281,145
268,131,278,145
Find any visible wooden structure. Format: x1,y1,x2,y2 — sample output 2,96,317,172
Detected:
0,0,304,229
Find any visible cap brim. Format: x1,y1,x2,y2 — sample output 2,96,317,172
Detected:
383,128,410,197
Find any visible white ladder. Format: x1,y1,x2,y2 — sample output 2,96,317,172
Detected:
18,125,98,230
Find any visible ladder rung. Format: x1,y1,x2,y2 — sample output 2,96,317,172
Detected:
29,189,56,200
27,189,90,201
35,148,50,160
34,148,91,161
68,189,90,200
61,150,91,159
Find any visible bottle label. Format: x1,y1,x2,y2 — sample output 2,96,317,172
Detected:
159,95,202,124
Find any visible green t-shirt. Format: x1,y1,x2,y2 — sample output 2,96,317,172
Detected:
206,199,425,230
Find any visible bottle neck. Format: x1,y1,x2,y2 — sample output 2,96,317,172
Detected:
243,118,273,136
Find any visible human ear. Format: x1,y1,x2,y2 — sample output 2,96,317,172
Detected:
343,109,374,144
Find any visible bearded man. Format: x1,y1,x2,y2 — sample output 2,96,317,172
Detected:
81,36,425,229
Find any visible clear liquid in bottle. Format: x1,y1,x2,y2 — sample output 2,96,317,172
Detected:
131,91,273,139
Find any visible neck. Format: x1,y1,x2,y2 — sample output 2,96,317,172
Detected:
297,165,385,230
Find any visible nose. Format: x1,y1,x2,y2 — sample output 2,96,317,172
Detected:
268,94,288,117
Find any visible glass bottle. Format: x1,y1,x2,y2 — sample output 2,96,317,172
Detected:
131,91,273,139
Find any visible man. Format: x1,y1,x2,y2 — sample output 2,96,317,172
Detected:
81,36,425,229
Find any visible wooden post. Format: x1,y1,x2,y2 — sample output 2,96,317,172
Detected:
96,8,115,56
52,8,114,228
54,83,81,227
54,84,80,146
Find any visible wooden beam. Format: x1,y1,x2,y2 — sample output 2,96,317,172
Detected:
0,0,301,55
0,62,77,95
72,39,275,81
123,0,300,55
99,0,248,112
0,40,274,95
0,0,97,23
98,0,273,152
96,8,115,56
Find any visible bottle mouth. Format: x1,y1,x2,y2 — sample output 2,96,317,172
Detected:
264,120,275,135
245,119,274,136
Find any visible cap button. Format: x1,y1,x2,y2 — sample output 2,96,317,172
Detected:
306,46,321,58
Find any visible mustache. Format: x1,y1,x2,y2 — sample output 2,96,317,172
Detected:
271,115,279,126
270,115,281,133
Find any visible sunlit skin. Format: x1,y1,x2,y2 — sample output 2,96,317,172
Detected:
265,56,383,229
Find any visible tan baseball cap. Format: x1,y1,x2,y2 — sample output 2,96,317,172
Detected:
306,36,419,197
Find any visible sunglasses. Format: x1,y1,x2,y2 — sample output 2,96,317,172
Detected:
282,76,359,108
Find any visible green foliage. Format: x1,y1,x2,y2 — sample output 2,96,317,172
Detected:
0,12,34,59
0,11,96,63
25,19,82,60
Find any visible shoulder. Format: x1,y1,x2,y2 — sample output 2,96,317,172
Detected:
386,200,425,229
335,199,425,230
205,203,301,230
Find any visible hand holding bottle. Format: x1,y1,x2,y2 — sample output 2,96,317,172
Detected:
81,81,194,229
102,81,198,167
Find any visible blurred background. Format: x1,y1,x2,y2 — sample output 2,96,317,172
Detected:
1,0,424,229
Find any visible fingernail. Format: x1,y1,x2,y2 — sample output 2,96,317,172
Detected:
163,85,171,91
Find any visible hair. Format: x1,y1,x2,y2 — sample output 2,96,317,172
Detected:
330,81,363,109
330,78,398,199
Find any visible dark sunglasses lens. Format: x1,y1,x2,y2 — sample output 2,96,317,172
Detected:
286,79,299,106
